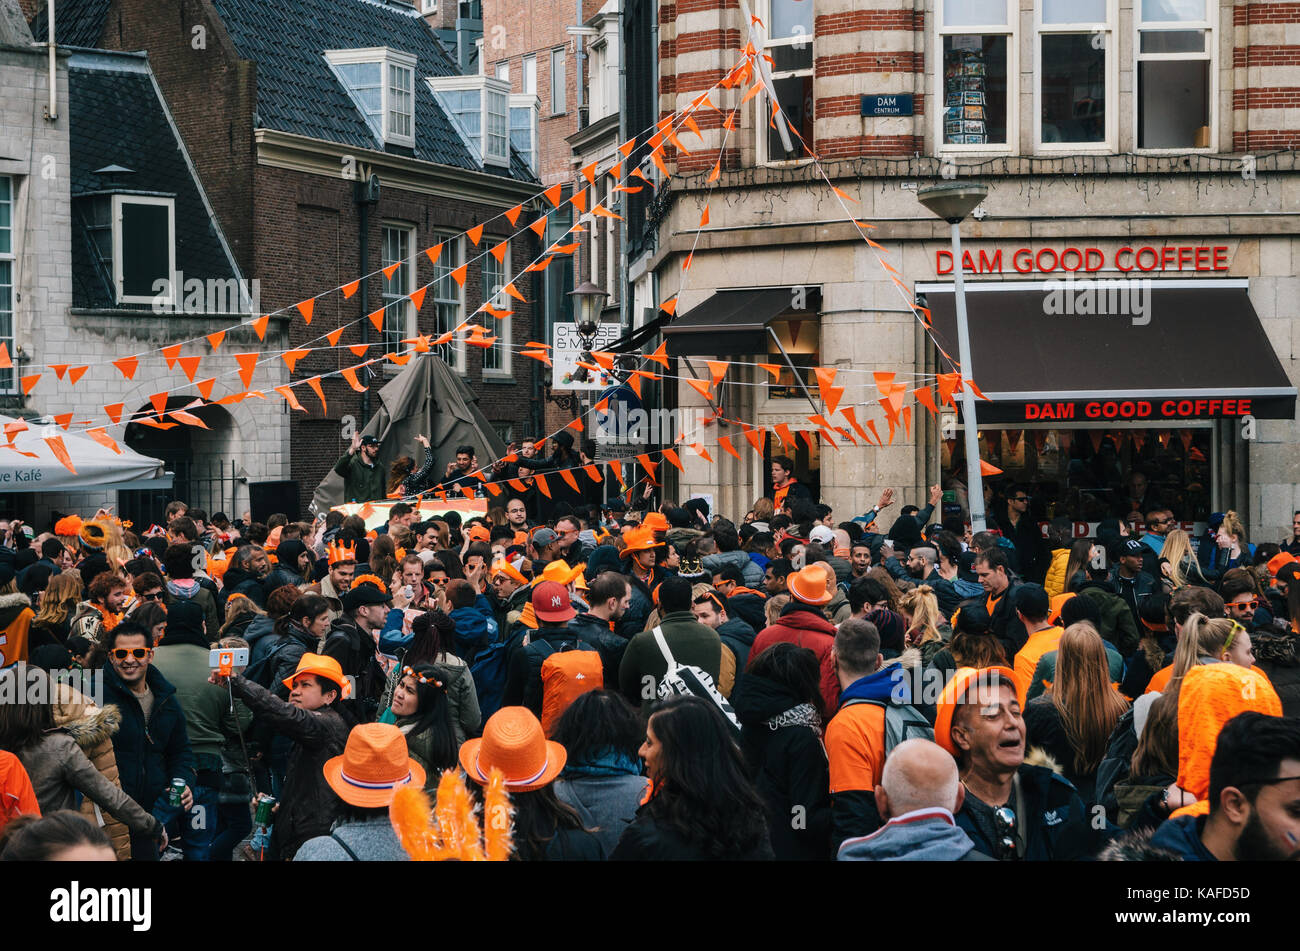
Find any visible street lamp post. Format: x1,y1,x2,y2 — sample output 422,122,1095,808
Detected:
917,182,989,532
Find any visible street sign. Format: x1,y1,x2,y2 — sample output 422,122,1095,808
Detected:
861,94,913,117
551,322,623,390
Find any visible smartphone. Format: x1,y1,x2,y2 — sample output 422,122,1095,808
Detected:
209,647,249,670
403,585,414,600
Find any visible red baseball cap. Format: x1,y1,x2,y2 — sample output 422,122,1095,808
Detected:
531,580,576,623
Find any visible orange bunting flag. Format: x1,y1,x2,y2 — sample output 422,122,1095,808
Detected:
841,406,873,445
235,353,259,388
489,241,508,264
349,343,370,358
742,426,766,455
936,373,961,408
630,167,653,185
466,224,484,246
799,430,819,454
161,345,181,369
815,365,837,390
873,371,895,400
482,481,502,497
52,412,72,430
49,364,69,380
965,378,991,402
296,299,315,324
980,460,1004,477
85,428,121,454
533,473,551,499
684,378,713,402
627,374,643,399
113,356,138,380
0,343,10,369
103,403,124,424
542,183,563,207
170,409,210,430
323,327,345,347
660,297,678,316
589,351,615,371
342,279,360,298
831,185,858,203
864,419,882,445
618,137,637,157
19,373,39,395
757,362,782,380
282,349,310,373
705,360,729,386
177,356,202,381
718,435,741,461
503,282,526,303
528,216,548,239
591,205,623,220
613,184,643,194
707,161,720,183
508,478,527,492
570,189,588,213
276,385,307,413
565,417,585,434
149,391,170,419
407,286,427,312
307,377,327,413
822,385,844,417
581,464,602,484
902,405,913,438
522,350,551,366
341,367,367,393
505,204,523,226
206,330,226,351
723,109,737,131
368,308,385,332
662,447,684,472
450,264,468,287
424,243,443,265
387,352,414,365
690,442,713,463
559,467,580,493
699,206,710,228
45,435,76,473
68,366,88,385
646,341,669,368
741,82,763,105
251,314,270,340
650,149,669,177
636,454,658,480
774,422,796,450
196,378,216,401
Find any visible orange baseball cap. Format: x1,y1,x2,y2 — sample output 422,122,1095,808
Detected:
467,524,491,543
323,723,425,808
459,707,567,792
787,563,833,605
933,666,1018,756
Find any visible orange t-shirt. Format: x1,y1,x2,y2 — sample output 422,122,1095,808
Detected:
1013,626,1063,706
0,608,33,667
1146,663,1271,695
826,702,886,793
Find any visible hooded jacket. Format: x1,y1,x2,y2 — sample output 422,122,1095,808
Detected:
717,616,757,676
333,449,385,504
702,549,764,589
448,594,500,659
0,591,33,665
567,611,630,687
53,686,132,859
725,587,768,633
1250,631,1300,717
243,614,279,667
1145,814,1217,861
164,580,220,641
732,672,832,861
956,763,1098,861
219,565,268,613
750,603,840,711
1076,586,1140,658
838,808,990,861
554,752,649,860
1043,548,1070,599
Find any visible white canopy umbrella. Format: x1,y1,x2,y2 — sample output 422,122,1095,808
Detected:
0,414,169,492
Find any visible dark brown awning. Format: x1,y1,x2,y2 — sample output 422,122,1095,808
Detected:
921,280,1296,421
662,288,805,356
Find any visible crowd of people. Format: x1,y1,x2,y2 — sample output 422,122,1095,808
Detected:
0,443,1298,863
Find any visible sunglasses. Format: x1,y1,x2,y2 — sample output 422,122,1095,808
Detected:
110,647,152,661
1229,600,1259,612
142,592,163,601
993,805,1018,860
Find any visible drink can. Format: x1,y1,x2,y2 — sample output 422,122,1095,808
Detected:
168,778,186,807
254,794,277,827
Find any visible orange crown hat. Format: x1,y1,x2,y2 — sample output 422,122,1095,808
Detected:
327,540,358,566
933,666,1019,756
350,573,388,593
55,514,84,538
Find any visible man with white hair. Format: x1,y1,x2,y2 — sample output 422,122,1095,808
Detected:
837,739,991,861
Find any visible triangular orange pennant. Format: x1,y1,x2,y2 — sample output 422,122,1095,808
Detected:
902,405,913,438
684,378,712,401
251,314,270,340
543,184,563,207
705,360,730,386
662,447,684,472
409,286,427,311
534,473,552,498
690,443,713,463
68,366,88,385
483,481,502,497
815,366,838,391
569,189,588,213
774,422,796,450
44,435,76,473
831,185,858,203
627,374,643,399
177,356,202,381
306,377,327,414
49,364,69,381
341,367,367,392
757,362,781,381
503,282,526,303
53,412,73,430
458,485,477,500
207,331,225,350
85,428,122,455
349,344,369,358
650,149,669,177
466,224,484,246
368,308,385,333
170,409,210,430
113,356,138,380
914,386,939,416
387,352,413,366
296,299,315,324
581,161,598,184
505,205,523,226
699,206,710,228
822,385,844,417
489,241,508,264
0,343,10,369
567,417,584,433
841,406,873,445
150,391,170,419
980,460,1004,477
451,264,468,287
591,205,623,221
618,137,637,157
275,385,307,413
424,243,443,265
645,341,669,368
196,378,216,401
660,297,678,316
718,435,741,460
742,426,766,455
583,464,603,484
965,378,992,401
866,420,883,445
528,215,548,239
236,353,259,388
342,279,360,298
104,403,124,424
326,327,345,347
560,467,580,493
161,345,181,369
636,454,658,480
282,349,311,373
937,373,961,408
19,373,39,395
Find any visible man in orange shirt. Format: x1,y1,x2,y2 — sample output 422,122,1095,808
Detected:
1010,585,1060,706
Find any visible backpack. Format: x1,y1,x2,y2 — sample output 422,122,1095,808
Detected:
243,634,295,690
841,697,934,755
470,632,512,721
651,626,742,736
540,646,603,736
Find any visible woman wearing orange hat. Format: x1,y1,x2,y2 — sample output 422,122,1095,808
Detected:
459,706,602,861
211,653,353,860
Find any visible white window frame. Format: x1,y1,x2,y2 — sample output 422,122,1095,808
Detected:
112,194,176,306
509,93,540,171
381,223,416,359
522,54,537,96
0,176,15,395
324,48,418,148
935,0,1018,155
757,0,815,167
1134,0,1217,154
495,60,510,83
430,232,466,374
421,0,437,13
551,47,567,115
1034,0,1117,152
428,75,512,168
480,243,512,378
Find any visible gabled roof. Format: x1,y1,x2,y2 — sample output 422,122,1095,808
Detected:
210,0,533,181
67,50,241,310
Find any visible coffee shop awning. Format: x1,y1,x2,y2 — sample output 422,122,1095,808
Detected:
920,280,1297,423
661,288,807,356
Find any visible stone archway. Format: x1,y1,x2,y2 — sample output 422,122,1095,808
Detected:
120,398,243,524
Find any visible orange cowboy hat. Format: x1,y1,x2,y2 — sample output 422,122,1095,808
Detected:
1267,550,1296,577
933,666,1018,756
459,707,566,792
538,559,582,587
282,652,352,698
642,511,669,534
620,527,657,557
787,563,833,605
323,723,426,808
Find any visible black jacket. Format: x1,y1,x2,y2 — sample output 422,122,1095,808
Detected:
963,581,1030,657
1023,696,1110,804
219,566,267,614
567,612,630,688
1107,567,1159,630
610,810,776,861
1252,631,1300,717
717,616,758,678
101,663,196,826
732,674,832,861
995,513,1046,584
230,673,349,860
321,616,386,722
1120,635,1175,699
726,589,767,633
502,625,600,717
956,764,1103,861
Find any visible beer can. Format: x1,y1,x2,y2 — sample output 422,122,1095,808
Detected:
254,794,277,827
168,778,186,807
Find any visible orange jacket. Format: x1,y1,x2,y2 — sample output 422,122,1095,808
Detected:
1013,626,1063,707
0,593,34,666
826,702,886,793
0,750,40,833
1146,662,1270,696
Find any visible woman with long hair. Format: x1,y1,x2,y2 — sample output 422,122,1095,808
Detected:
379,609,480,744
134,602,169,647
1062,539,1096,594
1212,510,1254,571
611,695,773,861
865,567,903,612
731,643,831,860
29,572,83,649
898,585,948,667
387,663,458,789
1158,530,1208,591
485,506,508,528
219,591,266,638
927,604,1007,678
1023,622,1129,802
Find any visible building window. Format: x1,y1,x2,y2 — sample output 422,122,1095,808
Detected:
550,47,566,114
0,176,13,394
522,54,537,95
510,94,539,171
324,48,418,148
481,244,510,376
937,0,1014,150
491,421,513,445
544,201,575,336
756,1,814,164
1137,0,1214,149
381,224,415,356
765,316,820,400
495,60,509,83
1036,0,1112,149
429,76,512,167
431,233,465,373
422,0,437,12
112,195,175,306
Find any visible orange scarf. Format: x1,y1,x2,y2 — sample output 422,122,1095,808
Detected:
95,602,122,632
